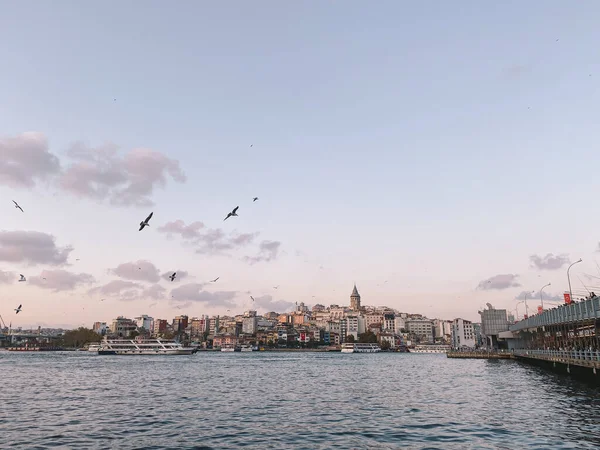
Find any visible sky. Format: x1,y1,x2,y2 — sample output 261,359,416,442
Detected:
2,1,600,328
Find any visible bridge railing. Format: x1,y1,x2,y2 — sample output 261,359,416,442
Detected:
513,349,600,362
509,297,600,331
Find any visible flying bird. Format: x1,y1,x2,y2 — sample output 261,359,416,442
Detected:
12,200,24,212
15,304,22,314
210,277,220,283
18,274,26,282
273,286,279,290
253,197,259,202
169,272,177,282
250,296,255,302
224,206,239,221
76,259,80,261
139,212,153,231
100,299,105,302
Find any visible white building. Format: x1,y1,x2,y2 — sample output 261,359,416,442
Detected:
406,319,434,343
451,318,476,349
394,316,406,332
382,313,396,332
135,315,154,331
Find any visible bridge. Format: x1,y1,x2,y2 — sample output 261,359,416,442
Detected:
509,296,600,331
506,296,599,382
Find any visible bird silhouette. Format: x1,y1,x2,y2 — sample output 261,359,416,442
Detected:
18,274,26,282
12,200,24,212
169,272,176,282
139,212,153,231
224,206,239,221
253,197,259,202
15,304,22,314
210,277,220,282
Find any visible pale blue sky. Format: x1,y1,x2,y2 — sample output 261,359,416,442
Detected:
2,1,600,327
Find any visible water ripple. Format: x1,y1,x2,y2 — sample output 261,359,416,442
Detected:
1,352,599,449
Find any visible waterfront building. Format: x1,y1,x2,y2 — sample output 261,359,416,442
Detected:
451,318,476,349
478,303,509,349
190,317,208,337
406,318,434,343
350,284,361,311
395,316,407,333
242,316,258,335
110,317,138,337
152,319,168,336
135,315,154,332
92,322,108,335
346,315,360,340
379,332,396,349
365,313,383,329
383,313,396,332
209,316,220,335
213,334,239,349
172,315,189,333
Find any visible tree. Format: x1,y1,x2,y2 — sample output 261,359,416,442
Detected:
346,334,356,343
59,327,102,348
380,341,391,351
358,331,378,343
129,330,140,339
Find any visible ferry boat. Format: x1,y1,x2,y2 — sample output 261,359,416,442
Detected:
240,344,256,352
410,344,451,354
88,343,101,352
220,344,241,352
97,338,196,355
341,343,381,353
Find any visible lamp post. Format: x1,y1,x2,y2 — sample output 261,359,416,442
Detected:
539,282,551,311
515,300,525,321
567,259,583,304
523,291,534,317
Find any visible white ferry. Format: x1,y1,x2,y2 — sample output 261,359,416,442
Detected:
240,344,254,352
220,344,241,352
410,344,451,354
341,343,381,353
88,343,101,352
97,338,196,355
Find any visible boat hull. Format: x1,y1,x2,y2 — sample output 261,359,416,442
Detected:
98,348,195,355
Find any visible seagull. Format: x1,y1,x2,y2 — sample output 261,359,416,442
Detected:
273,286,279,290
15,304,22,314
76,259,80,261
18,274,26,282
210,277,220,283
169,272,176,282
42,277,47,280
139,212,153,231
224,206,239,221
12,200,24,212
100,299,105,302
250,296,255,302
253,197,259,202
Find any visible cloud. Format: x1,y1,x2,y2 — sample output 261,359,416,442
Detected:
529,253,570,270
170,283,236,307
0,231,73,266
161,270,189,282
157,220,205,240
29,269,95,292
243,240,281,265
515,290,563,302
111,260,160,283
89,280,143,297
59,142,186,207
142,284,166,300
251,295,294,312
0,269,15,284
157,219,259,255
477,274,521,290
0,132,61,189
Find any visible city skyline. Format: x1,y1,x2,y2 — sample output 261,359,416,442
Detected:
2,2,600,328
